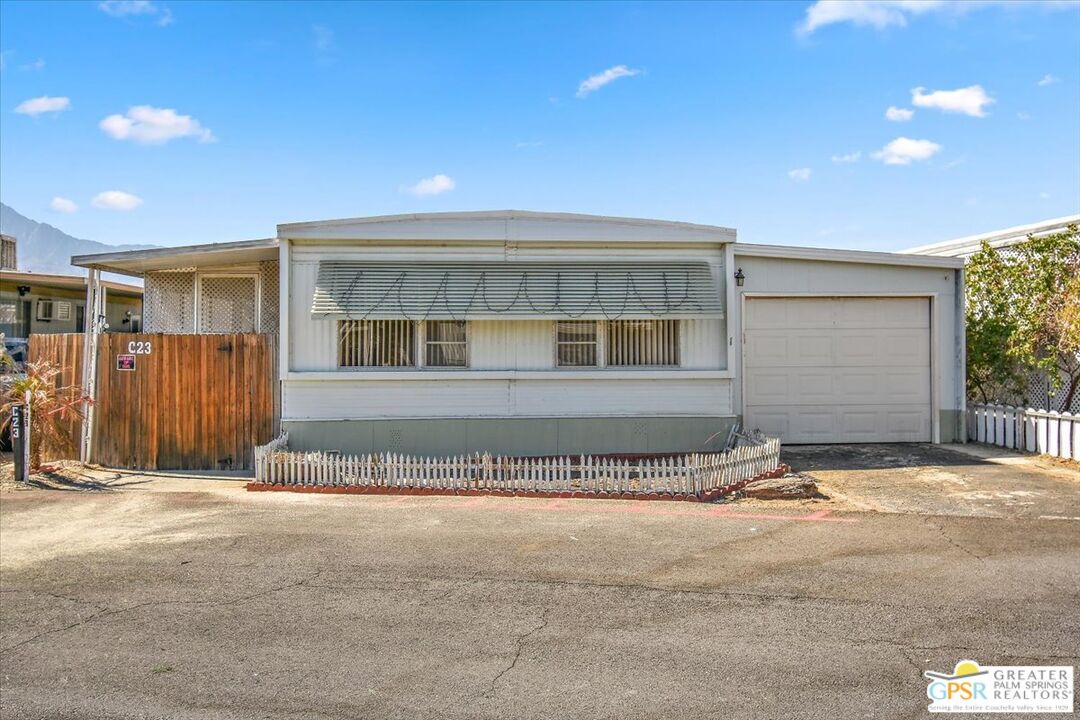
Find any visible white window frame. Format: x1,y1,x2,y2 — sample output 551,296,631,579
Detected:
554,319,682,369
35,298,55,322
193,272,262,334
553,320,604,368
336,319,418,369
421,320,469,369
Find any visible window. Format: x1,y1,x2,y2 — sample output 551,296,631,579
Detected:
35,299,54,321
339,320,415,367
425,320,467,367
607,320,680,366
555,321,598,367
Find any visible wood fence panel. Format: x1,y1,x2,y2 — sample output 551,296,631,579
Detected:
27,333,85,461
28,333,277,470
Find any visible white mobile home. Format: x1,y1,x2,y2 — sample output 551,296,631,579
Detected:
74,211,965,455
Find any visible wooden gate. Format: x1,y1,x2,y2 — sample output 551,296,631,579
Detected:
28,333,278,471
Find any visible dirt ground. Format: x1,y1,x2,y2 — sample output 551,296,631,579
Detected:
782,443,1080,518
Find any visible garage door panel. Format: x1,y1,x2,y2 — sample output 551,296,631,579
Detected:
744,334,790,365
880,371,931,403
837,297,929,328
747,367,931,406
790,409,838,442
747,371,790,404
745,297,931,443
746,329,929,368
748,410,790,439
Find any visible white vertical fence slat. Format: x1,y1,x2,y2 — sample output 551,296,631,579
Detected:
965,403,1079,461
253,436,785,494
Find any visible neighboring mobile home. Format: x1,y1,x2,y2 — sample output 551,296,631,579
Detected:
73,211,965,455
903,213,1080,414
0,270,143,363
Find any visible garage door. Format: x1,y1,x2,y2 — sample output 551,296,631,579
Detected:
744,297,931,443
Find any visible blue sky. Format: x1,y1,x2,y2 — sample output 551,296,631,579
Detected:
1,0,1078,251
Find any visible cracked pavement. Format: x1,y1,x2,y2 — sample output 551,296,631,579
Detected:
1,465,1078,719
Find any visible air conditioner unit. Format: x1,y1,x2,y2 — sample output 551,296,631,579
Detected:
35,299,72,322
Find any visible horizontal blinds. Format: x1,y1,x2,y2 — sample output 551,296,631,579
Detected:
312,261,724,320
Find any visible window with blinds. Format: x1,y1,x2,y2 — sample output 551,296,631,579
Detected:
425,320,467,367
555,321,598,367
607,320,680,366
339,319,415,367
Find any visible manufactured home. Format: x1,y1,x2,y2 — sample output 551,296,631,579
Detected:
73,211,965,457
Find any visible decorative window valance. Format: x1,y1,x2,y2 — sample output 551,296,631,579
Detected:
311,261,724,320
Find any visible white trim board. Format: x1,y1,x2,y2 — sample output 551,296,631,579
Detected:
735,243,963,269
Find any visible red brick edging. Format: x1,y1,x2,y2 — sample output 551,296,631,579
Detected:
246,464,791,502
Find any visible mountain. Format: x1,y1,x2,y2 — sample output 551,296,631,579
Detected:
0,202,157,278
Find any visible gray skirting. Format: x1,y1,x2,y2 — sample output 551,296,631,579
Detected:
282,416,738,457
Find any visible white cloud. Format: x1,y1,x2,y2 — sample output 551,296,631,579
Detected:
798,0,945,34
19,58,45,71
576,65,640,98
14,96,71,116
91,190,143,211
872,137,942,165
787,167,813,182
1040,192,1051,200
402,174,456,197
911,85,994,117
50,197,78,213
98,1,173,26
1017,111,1032,120
831,151,861,163
797,1,1072,35
1037,74,1059,87
0,50,10,72
885,105,914,122
515,140,544,148
100,105,215,144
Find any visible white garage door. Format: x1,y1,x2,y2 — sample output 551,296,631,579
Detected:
744,297,931,443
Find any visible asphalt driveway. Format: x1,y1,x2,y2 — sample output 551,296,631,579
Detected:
1,467,1078,720
783,443,1080,519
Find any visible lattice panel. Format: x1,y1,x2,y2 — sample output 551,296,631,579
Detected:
260,261,279,334
1025,369,1080,414
199,276,257,334
144,271,195,333
978,369,1079,414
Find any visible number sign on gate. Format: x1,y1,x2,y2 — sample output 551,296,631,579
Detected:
127,340,152,355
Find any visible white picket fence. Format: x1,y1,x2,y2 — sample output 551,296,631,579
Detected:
253,435,782,497
967,404,1079,461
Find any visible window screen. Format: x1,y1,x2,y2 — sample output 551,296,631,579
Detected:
555,321,598,367
425,320,467,367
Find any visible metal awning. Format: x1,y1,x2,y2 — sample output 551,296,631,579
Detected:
311,261,724,320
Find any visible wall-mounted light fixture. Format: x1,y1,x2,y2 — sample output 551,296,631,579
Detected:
17,285,31,296
734,268,745,287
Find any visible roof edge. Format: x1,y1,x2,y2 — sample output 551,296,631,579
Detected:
902,214,1080,256
734,243,965,269
277,210,737,238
